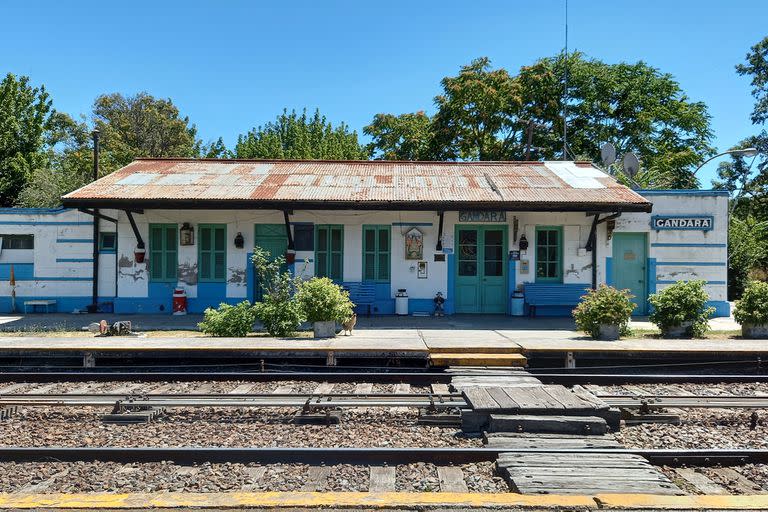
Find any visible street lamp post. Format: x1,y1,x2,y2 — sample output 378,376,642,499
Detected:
693,148,759,175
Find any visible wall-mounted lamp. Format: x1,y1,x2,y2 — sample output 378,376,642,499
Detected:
519,234,529,251
180,223,194,246
234,232,244,249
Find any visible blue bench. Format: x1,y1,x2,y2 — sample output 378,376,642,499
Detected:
523,283,590,317
342,282,377,317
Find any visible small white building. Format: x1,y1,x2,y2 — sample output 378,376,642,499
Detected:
0,159,729,316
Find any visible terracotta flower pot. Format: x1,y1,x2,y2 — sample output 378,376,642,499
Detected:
134,247,146,263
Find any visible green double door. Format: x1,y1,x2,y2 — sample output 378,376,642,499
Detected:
612,232,648,315
455,225,507,313
253,224,288,302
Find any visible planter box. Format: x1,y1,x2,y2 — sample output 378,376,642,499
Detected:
742,324,768,339
597,324,620,341
313,320,337,338
663,321,694,338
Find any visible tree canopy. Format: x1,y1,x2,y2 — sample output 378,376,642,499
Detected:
235,109,366,160
0,73,54,206
365,54,713,187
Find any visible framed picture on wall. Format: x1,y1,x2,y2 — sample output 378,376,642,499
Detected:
405,228,423,260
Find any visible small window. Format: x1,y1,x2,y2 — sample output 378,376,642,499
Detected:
99,232,117,252
198,224,227,282
149,224,178,282
293,224,314,251
0,234,34,250
535,226,563,282
315,225,343,281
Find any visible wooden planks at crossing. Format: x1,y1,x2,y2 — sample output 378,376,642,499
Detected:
496,452,683,495
483,432,623,450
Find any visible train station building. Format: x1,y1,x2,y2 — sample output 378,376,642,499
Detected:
0,159,729,317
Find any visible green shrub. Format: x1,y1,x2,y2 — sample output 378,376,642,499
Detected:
734,280,768,326
253,295,306,337
250,246,306,336
572,285,635,339
198,301,256,337
649,280,715,338
297,277,354,323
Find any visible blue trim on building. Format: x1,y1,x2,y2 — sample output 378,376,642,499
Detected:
246,252,254,303
56,238,94,244
187,282,230,313
371,282,394,315
605,257,613,286
0,263,34,280
0,207,69,215
650,215,714,232
445,254,455,315
0,295,113,314
0,221,92,226
98,250,117,255
638,189,730,197
651,243,727,248
407,298,436,315
391,222,433,227
708,300,731,317
507,259,516,315
656,261,726,267
56,258,94,263
648,258,657,297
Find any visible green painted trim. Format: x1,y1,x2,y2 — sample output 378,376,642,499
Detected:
454,224,508,313
315,224,344,281
198,224,227,283
362,225,391,283
534,225,563,283
148,223,178,283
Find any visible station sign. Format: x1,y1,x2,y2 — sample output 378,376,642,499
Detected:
459,211,507,222
651,215,713,231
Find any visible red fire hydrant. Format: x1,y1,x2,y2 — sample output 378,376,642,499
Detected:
172,288,187,315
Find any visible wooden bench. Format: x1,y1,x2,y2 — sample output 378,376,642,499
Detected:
523,283,589,317
342,282,377,317
23,299,57,314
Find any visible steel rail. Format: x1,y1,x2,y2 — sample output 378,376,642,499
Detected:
0,392,467,409
599,395,768,409
0,447,764,467
531,373,768,384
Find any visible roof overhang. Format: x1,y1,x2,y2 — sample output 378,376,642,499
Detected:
61,197,652,213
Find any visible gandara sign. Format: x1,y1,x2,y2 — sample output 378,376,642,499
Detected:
651,215,713,231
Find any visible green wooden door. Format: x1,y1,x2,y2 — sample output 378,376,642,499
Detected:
455,226,507,313
253,224,288,302
612,232,648,315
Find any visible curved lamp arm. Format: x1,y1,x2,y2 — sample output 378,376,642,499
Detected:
693,148,759,175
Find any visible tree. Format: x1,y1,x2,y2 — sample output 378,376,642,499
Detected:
93,92,200,174
364,111,435,160
235,108,366,160
0,73,54,206
365,55,713,187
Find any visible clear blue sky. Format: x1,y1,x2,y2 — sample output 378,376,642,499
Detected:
2,1,766,185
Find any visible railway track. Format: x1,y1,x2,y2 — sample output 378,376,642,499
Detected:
0,446,765,466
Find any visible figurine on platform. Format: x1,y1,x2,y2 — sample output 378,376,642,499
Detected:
433,291,445,317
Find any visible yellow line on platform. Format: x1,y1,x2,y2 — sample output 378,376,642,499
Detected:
0,491,595,509
2,492,768,510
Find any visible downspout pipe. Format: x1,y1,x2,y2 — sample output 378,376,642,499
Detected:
90,130,100,311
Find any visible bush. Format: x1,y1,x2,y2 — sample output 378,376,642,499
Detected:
572,285,635,339
297,277,354,323
734,280,768,326
250,247,305,336
198,301,256,337
253,295,306,337
649,280,715,338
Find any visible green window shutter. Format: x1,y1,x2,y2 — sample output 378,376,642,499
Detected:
535,226,563,283
362,225,390,283
149,224,178,282
315,225,344,281
199,224,226,282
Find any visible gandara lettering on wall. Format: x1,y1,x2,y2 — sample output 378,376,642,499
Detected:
651,216,713,231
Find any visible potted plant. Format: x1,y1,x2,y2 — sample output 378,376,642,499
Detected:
297,277,355,338
573,285,634,340
649,280,715,338
734,280,768,339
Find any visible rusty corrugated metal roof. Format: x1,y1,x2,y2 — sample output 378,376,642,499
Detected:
62,159,652,212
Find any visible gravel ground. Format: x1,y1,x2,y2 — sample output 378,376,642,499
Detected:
601,383,768,493
0,461,507,493
0,380,472,448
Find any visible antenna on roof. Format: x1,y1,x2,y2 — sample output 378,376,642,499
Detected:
622,152,639,178
600,143,616,168
562,0,568,161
